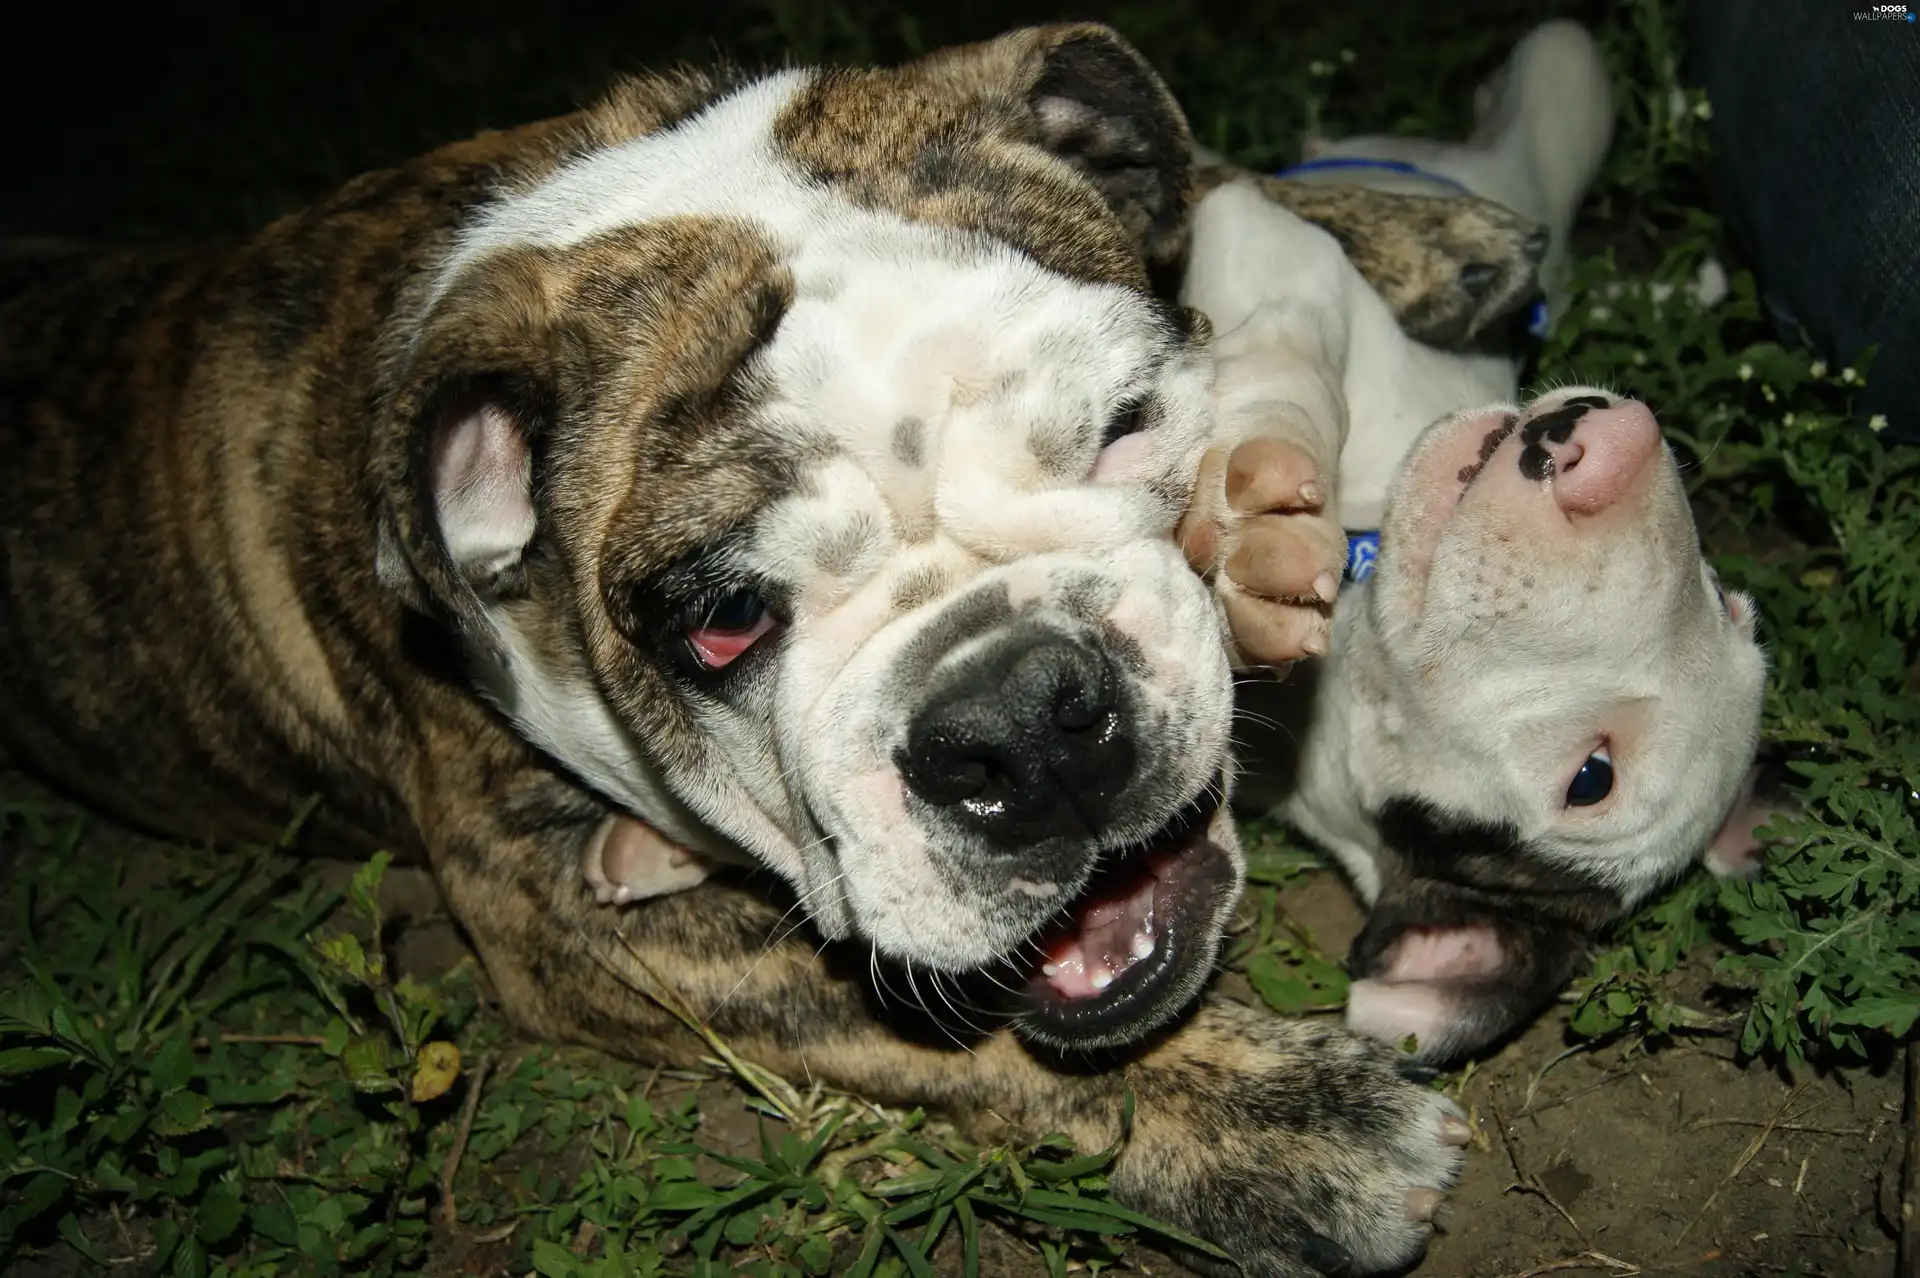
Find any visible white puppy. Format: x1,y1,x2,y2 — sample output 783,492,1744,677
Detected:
1183,20,1774,1061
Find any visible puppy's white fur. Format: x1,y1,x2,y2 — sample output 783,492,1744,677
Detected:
1183,21,1770,1055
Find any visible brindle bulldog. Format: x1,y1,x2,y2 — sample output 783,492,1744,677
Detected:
0,26,1545,1275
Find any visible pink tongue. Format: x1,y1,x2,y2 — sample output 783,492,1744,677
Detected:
1041,872,1159,999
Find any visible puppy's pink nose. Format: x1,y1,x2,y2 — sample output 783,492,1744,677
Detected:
1536,398,1661,515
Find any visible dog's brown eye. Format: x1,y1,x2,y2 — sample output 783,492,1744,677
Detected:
682,588,777,672
1101,400,1149,448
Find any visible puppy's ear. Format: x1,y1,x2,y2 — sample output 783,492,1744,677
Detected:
373,262,564,634
1344,888,1599,1063
1702,761,1796,880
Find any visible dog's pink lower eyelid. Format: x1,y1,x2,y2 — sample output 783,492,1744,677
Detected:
688,613,777,668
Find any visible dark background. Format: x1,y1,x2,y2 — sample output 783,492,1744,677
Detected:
0,0,1595,244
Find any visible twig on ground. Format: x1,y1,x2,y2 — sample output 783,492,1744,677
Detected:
1899,1040,1918,1278
1522,1042,1600,1112
1491,1251,1641,1278
593,925,810,1129
1673,1083,1806,1248
1489,1090,1593,1249
1684,1118,1859,1137
434,1048,496,1232
106,1201,146,1266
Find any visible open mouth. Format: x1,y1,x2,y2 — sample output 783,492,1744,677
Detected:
1013,790,1237,1048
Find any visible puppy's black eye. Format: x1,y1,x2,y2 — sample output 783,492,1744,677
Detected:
1565,748,1614,807
1101,400,1149,448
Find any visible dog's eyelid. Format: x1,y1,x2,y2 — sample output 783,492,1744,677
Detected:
1098,394,1156,449
1703,564,1733,618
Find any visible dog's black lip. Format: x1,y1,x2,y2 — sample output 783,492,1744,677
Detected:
1011,788,1233,1045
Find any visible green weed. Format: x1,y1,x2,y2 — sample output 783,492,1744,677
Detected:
4,2,1917,1276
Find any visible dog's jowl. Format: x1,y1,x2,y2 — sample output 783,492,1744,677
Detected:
0,24,1584,1274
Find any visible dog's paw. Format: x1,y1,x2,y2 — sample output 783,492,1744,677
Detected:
581,813,714,906
1179,437,1345,669
1256,177,1546,348
1116,1001,1470,1276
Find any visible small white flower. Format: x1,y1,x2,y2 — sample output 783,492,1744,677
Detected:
1842,366,1859,384
1869,413,1889,433
1309,59,1333,76
1633,351,1648,366
1810,361,1828,378
1762,384,1776,402
1693,98,1714,120
1340,47,1356,64
1590,304,1612,321
1783,412,1795,425
1738,363,1753,381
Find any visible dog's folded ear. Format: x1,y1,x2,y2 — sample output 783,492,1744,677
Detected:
923,24,1194,277
376,378,548,632
372,259,562,633
1025,25,1192,272
1343,884,1603,1064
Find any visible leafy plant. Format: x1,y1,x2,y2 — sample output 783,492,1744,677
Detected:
1538,0,1919,1066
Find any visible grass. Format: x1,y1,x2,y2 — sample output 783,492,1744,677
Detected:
3,0,1917,1273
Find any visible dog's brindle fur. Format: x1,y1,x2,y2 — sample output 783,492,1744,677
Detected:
0,28,1527,1272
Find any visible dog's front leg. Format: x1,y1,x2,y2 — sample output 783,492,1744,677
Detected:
1176,179,1355,670
424,770,1467,1277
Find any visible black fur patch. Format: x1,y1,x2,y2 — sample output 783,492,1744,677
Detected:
1349,795,1630,1061
1517,394,1611,482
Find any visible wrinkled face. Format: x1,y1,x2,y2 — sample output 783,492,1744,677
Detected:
1338,388,1767,1059
382,27,1243,1049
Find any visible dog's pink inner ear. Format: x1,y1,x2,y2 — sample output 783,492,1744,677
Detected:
1703,764,1786,879
430,402,535,580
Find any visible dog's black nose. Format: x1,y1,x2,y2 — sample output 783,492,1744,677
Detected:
899,635,1134,847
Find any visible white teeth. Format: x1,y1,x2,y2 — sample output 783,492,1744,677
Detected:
1042,962,1060,977
1089,966,1114,992
1131,932,1155,961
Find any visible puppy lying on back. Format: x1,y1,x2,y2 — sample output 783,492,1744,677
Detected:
1188,20,1773,1062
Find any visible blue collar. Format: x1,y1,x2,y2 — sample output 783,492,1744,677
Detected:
1346,530,1381,584
1272,156,1476,197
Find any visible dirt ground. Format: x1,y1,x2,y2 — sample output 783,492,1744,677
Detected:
389,848,1905,1278
1264,877,1903,1278
2,772,1907,1277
